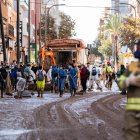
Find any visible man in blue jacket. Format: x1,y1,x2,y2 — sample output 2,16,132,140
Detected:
58,65,67,97
68,63,78,96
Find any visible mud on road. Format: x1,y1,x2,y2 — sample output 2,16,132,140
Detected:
14,93,125,140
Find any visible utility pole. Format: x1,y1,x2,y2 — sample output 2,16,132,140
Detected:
35,0,37,62
16,0,20,64
44,5,47,45
0,1,6,62
28,0,31,63
39,0,42,51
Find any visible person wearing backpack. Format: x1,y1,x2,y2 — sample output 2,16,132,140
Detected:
36,65,47,97
91,66,97,89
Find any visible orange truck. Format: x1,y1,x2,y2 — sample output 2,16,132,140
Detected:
40,39,87,70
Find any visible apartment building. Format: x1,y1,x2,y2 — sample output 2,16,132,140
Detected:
129,0,140,17
0,0,17,63
111,0,129,16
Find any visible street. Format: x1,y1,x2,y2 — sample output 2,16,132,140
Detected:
0,91,126,140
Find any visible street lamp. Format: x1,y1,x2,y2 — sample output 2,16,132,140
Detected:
120,3,136,19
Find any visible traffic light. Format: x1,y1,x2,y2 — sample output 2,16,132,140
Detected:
40,47,45,61
19,21,23,47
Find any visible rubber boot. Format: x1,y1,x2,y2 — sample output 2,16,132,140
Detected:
37,90,40,97
70,89,73,97
73,89,76,96
41,90,43,98
19,91,22,99
1,86,3,98
60,90,63,97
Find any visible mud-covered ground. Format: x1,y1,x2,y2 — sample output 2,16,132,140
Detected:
0,91,126,140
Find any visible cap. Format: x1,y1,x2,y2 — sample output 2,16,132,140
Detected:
107,61,110,64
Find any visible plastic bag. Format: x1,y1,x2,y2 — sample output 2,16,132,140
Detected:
111,80,120,92
16,78,26,92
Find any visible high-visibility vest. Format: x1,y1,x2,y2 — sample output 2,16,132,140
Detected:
126,98,140,110
106,66,112,73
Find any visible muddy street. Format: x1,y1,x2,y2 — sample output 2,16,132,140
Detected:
0,92,126,140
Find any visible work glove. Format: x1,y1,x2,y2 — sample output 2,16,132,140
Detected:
126,72,140,87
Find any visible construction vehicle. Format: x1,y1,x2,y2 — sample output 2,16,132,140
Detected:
40,39,87,71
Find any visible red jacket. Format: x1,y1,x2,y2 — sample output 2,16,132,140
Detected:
80,67,87,79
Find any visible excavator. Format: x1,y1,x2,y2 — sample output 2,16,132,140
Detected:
40,47,56,71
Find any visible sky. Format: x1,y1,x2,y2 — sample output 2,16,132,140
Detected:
59,0,111,44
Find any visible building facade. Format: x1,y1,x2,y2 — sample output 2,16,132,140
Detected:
111,0,129,16
0,0,17,63
129,0,140,18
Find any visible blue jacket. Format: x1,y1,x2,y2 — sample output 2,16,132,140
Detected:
51,66,59,78
69,67,77,78
59,68,67,78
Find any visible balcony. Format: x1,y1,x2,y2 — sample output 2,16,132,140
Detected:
8,24,14,37
20,2,28,11
22,18,28,36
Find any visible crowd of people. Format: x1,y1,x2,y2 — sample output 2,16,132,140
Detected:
0,60,125,99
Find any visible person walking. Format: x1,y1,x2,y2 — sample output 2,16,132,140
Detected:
119,40,140,140
0,63,6,98
11,65,18,91
0,72,4,98
80,64,89,94
101,64,106,85
118,64,126,95
87,63,92,91
5,66,12,96
36,65,47,98
58,65,67,97
51,64,59,93
68,63,78,97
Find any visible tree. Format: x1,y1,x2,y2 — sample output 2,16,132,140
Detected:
119,17,140,49
38,11,76,41
97,38,112,58
96,14,121,58
105,14,122,36
104,14,122,71
58,12,76,39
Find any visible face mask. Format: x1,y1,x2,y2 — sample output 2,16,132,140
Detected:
134,51,140,60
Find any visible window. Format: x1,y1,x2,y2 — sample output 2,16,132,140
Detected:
2,0,6,4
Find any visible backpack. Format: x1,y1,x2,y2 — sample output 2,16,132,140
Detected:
37,71,44,81
86,69,90,78
92,67,97,76
54,70,58,77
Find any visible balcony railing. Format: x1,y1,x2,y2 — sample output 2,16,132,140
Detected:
8,24,14,37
